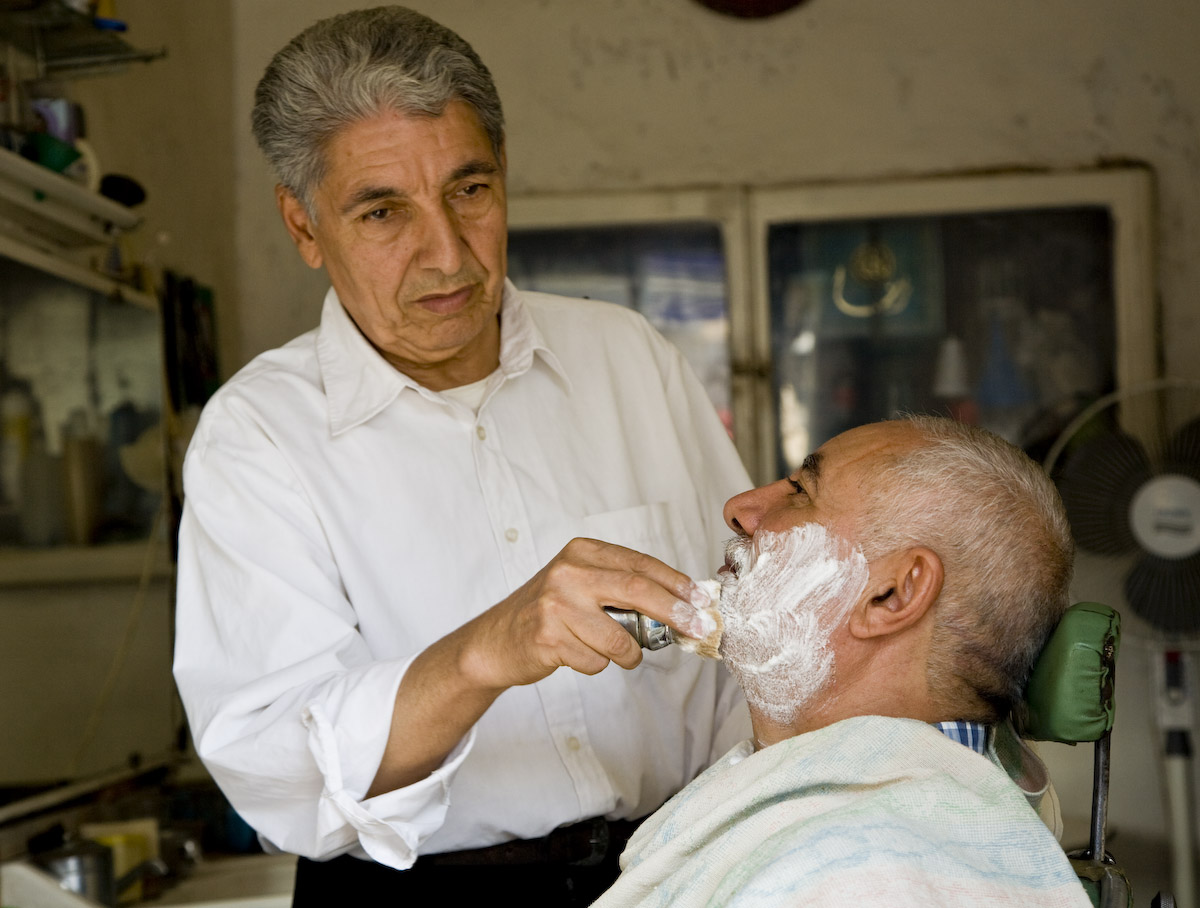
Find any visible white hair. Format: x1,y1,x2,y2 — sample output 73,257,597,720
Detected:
251,6,504,214
858,415,1074,719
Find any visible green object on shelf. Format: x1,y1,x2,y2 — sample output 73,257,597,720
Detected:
27,131,80,173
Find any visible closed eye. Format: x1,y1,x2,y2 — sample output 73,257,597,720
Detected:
787,477,806,495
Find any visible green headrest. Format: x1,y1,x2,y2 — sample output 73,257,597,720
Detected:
1019,602,1120,744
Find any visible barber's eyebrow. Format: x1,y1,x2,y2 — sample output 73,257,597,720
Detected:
450,159,502,182
339,159,502,217
340,186,396,215
799,452,822,491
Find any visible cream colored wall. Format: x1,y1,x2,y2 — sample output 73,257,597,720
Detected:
231,0,1199,385
0,580,175,782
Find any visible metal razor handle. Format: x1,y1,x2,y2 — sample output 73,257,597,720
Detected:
603,607,677,650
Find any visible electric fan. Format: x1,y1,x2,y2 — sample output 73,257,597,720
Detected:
1044,377,1200,907
1045,378,1200,636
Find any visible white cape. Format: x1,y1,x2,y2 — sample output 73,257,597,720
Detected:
594,715,1091,907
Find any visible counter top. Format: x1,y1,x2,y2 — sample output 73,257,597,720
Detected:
1,853,295,908
143,853,296,907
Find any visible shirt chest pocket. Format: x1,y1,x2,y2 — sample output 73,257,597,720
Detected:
580,501,687,569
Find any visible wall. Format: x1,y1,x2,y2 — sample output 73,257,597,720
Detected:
71,0,238,382
0,579,175,782
34,0,1200,886
230,0,1199,384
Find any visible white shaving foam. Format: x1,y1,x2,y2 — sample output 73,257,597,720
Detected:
671,579,723,657
718,523,868,725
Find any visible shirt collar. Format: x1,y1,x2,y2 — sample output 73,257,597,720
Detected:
494,279,569,390
933,719,991,755
316,278,567,436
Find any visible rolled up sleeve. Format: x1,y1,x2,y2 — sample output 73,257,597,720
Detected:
301,699,474,867
174,408,474,867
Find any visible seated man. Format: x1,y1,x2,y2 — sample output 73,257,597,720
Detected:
594,415,1092,908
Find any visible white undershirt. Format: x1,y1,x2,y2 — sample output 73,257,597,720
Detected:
438,374,491,413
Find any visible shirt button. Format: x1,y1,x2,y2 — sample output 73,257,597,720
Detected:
505,528,519,542
566,736,581,752
476,425,487,440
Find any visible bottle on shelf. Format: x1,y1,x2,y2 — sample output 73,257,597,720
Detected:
60,405,103,545
19,408,66,547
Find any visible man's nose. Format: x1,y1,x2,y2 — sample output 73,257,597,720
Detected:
723,484,777,537
417,204,466,275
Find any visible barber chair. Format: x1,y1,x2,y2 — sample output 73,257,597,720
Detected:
1018,601,1174,908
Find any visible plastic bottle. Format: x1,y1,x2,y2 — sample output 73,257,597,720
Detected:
61,407,103,545
0,385,33,510
19,414,66,547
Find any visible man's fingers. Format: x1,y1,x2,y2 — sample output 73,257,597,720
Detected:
470,538,693,689
532,595,645,669
497,581,644,679
565,616,644,673
557,538,710,632
565,537,697,602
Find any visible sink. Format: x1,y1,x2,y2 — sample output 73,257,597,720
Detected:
1,854,295,908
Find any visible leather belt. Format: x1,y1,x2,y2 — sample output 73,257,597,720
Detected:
419,817,642,867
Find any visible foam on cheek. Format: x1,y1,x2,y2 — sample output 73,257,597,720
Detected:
719,523,869,725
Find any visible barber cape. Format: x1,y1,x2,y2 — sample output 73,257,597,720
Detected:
594,715,1091,908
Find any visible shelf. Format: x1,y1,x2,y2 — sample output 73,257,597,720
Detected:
0,538,173,586
0,145,141,247
0,144,156,310
0,228,158,309
0,0,166,77
0,751,175,826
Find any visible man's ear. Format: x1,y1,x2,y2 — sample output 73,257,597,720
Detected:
276,185,323,270
848,547,944,640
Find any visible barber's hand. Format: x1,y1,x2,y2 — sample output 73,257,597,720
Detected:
459,537,705,690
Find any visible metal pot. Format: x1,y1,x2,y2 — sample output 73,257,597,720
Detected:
36,837,116,905
35,837,169,907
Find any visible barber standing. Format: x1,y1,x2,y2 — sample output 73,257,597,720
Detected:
172,6,751,906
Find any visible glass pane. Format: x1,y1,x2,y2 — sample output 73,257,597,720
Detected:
768,207,1115,474
0,257,163,545
508,224,734,436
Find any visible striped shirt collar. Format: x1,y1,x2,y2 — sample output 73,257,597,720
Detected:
934,720,990,755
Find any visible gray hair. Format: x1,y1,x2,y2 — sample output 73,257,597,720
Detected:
857,415,1074,721
251,6,505,212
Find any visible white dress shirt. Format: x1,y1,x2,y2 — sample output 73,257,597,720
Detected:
173,280,752,869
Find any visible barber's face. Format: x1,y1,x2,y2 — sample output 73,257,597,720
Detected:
277,100,508,389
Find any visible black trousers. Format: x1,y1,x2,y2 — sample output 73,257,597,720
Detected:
292,820,637,907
